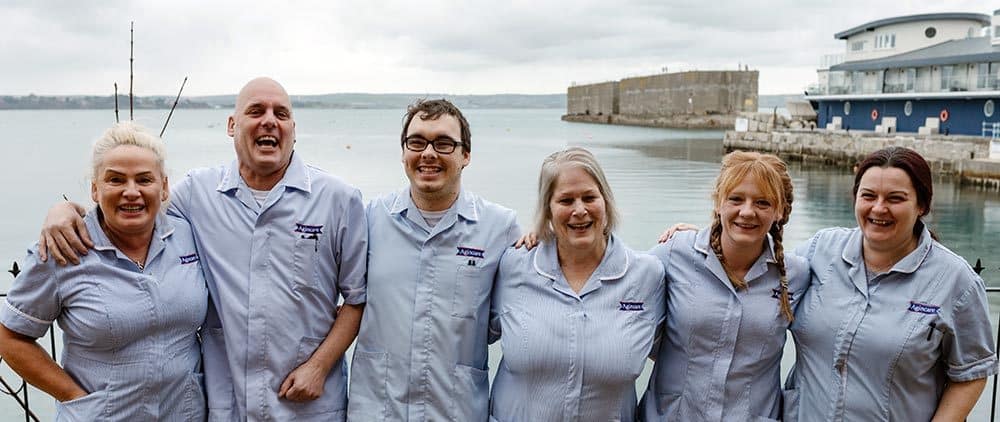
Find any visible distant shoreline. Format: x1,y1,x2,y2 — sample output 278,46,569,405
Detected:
0,93,800,110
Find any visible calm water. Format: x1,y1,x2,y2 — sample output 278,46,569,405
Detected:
2,108,1000,419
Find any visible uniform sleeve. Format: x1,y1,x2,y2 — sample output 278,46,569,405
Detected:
944,274,999,382
792,231,821,260
0,247,62,338
489,247,516,345
646,236,674,282
645,256,667,326
334,187,368,305
645,241,671,355
166,173,194,220
503,210,521,247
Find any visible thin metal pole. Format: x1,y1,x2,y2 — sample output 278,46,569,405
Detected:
129,21,134,121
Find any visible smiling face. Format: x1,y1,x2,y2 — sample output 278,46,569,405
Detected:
228,77,295,189
549,166,607,253
855,166,923,252
91,145,168,238
402,113,469,210
716,175,782,251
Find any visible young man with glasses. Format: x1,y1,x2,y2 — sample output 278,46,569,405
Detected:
348,99,519,421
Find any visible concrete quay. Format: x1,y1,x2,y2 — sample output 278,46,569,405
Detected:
723,129,1000,189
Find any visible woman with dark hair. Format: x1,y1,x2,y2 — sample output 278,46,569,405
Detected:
639,151,809,421
785,146,997,421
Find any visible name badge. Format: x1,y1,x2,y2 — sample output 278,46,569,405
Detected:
619,301,644,311
294,223,324,235
771,288,795,302
179,254,199,264
456,246,485,259
908,301,940,315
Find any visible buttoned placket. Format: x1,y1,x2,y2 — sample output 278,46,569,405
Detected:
829,262,872,422
237,182,278,421
701,254,742,421
406,206,459,421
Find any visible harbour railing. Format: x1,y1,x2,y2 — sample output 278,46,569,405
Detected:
3,261,1000,420
984,122,1000,141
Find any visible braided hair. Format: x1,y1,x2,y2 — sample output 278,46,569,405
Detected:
708,151,795,321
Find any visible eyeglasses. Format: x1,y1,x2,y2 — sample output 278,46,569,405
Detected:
404,137,464,154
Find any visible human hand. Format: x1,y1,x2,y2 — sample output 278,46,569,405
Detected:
657,223,699,243
513,232,538,250
278,360,326,402
38,202,91,265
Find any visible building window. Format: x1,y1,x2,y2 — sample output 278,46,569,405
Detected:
845,101,852,115
875,33,896,49
905,68,915,92
850,41,865,52
941,65,954,91
987,100,995,118
925,27,937,38
904,101,913,116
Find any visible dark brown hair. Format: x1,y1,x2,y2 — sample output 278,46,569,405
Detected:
853,147,933,236
400,99,472,152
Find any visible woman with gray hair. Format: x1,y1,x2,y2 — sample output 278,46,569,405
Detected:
0,122,207,420
488,147,665,421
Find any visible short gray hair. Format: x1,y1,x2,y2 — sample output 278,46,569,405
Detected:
533,147,619,242
91,122,167,179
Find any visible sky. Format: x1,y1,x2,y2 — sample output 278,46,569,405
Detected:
1,1,993,96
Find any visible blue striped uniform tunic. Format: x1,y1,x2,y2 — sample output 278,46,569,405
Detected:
490,235,666,422
348,188,518,422
170,152,368,422
1,210,207,421
785,226,998,421
639,229,809,422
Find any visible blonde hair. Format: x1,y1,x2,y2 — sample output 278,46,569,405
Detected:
91,121,167,179
534,147,619,242
709,151,794,321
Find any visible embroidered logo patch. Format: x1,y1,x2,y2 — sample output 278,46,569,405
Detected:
456,246,485,259
179,254,199,264
294,223,324,235
619,301,644,311
908,301,940,315
771,288,795,302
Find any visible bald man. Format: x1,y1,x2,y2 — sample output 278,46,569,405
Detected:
39,77,367,421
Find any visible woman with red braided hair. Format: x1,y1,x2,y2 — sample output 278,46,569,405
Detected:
638,151,809,421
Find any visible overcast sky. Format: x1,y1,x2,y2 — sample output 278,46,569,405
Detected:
2,1,992,96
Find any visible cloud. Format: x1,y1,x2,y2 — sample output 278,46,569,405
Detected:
1,0,993,95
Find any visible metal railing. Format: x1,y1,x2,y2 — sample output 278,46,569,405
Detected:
984,122,1000,141
2,260,1000,420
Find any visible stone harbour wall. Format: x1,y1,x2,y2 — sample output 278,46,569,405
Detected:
563,70,758,129
724,129,1000,188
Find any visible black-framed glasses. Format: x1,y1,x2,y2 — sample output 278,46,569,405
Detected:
404,136,464,154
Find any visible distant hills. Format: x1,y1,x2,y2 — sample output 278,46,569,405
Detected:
0,93,566,110
0,93,800,110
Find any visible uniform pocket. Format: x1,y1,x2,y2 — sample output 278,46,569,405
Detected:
450,364,489,422
347,350,389,421
292,237,320,291
452,265,491,319
56,389,107,422
182,371,207,421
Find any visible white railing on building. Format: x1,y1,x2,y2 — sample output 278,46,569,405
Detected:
985,122,1000,140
